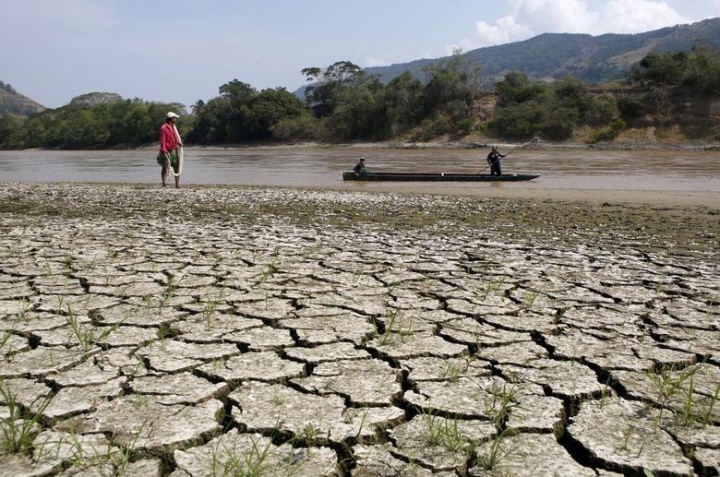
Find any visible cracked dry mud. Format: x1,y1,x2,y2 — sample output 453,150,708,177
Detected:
0,183,718,477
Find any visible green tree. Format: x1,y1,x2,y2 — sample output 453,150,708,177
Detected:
630,52,688,87
301,61,362,117
384,71,425,132
0,115,26,148
494,71,545,106
326,75,390,140
245,88,306,140
422,49,482,122
489,73,616,141
219,79,257,142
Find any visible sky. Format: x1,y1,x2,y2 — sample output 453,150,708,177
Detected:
2,0,720,109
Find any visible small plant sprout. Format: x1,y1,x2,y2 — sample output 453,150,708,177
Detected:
377,309,414,346
301,423,323,442
260,260,278,283
203,300,218,328
484,277,506,297
419,409,476,454
18,297,33,321
442,361,462,381
703,383,720,425
65,305,117,352
521,288,541,309
645,363,713,427
476,428,514,471
484,382,519,428
354,409,370,439
160,275,183,308
270,387,285,406
600,376,613,408
210,435,276,477
55,295,65,314
619,425,635,451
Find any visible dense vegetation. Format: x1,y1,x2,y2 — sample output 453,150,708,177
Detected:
1,48,720,150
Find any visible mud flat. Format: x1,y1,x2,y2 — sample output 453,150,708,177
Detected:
0,183,718,477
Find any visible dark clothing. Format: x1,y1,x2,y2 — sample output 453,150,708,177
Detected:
354,162,368,176
486,150,504,176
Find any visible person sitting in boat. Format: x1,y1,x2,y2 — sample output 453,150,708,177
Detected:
486,146,505,176
354,157,369,177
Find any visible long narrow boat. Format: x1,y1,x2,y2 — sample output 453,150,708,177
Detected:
343,172,540,182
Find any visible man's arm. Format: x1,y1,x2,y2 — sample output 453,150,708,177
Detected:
159,125,170,153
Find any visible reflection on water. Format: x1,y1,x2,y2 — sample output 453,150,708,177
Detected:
0,147,719,194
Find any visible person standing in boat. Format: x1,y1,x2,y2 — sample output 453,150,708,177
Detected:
157,112,183,188
486,146,505,176
354,156,369,177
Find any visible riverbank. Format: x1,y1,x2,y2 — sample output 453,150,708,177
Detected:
133,134,720,153
0,183,718,476
1,182,718,251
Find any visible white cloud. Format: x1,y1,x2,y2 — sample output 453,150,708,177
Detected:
364,55,397,67
597,0,689,33
479,15,534,45
509,0,597,33
460,0,692,50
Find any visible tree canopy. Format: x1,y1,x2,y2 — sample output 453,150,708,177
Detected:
2,47,720,149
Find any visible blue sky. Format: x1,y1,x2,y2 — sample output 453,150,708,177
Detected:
2,0,719,109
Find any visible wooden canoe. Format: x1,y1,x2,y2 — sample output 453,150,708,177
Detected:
343,172,540,182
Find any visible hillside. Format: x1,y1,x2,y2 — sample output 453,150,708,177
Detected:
0,81,45,116
363,17,720,86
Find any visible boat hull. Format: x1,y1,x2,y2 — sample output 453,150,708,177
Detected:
343,172,540,182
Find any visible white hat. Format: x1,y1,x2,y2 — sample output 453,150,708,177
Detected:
167,112,180,119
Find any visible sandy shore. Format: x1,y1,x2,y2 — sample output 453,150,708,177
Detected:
0,183,718,476
371,184,720,209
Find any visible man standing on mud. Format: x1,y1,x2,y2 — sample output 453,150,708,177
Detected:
158,112,183,188
486,146,505,176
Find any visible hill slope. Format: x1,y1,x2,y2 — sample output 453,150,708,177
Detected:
0,81,45,116
363,17,720,86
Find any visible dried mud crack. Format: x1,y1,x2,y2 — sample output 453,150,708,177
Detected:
0,183,718,477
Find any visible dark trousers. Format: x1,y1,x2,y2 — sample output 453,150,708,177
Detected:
490,162,501,176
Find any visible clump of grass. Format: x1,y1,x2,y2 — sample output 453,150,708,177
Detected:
158,274,183,308
646,362,719,427
66,305,118,351
374,310,414,346
211,435,275,477
475,428,514,471
484,382,519,428
270,387,285,406
0,382,53,455
521,288,542,309
475,382,520,471
420,410,477,454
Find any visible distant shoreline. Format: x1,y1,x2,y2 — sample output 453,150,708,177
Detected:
129,139,720,152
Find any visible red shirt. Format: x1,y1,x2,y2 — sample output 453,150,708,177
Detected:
159,123,178,153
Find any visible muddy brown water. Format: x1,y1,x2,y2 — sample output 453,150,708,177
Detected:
1,147,719,196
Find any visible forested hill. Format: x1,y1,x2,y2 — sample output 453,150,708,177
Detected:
363,17,720,86
0,81,45,116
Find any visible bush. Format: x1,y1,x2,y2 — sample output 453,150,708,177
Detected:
681,118,720,140
617,95,647,120
410,116,454,141
455,118,473,134
271,116,322,141
591,118,626,143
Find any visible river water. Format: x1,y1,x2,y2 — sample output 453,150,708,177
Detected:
1,147,719,197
